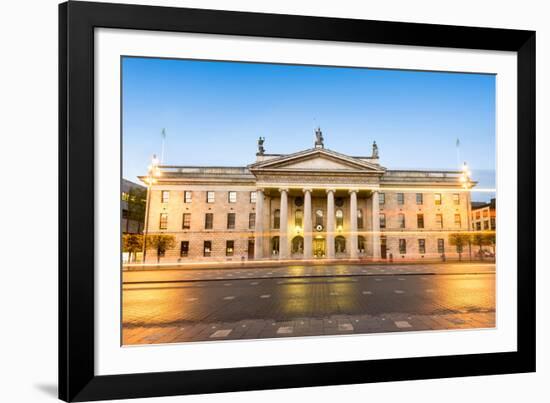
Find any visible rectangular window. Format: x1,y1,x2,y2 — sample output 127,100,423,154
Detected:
203,241,212,257
416,193,423,205
454,214,461,227
122,209,129,219
483,209,489,218
418,239,426,254
397,193,404,205
379,213,386,228
121,192,129,201
453,193,460,205
437,238,445,254
379,193,385,205
476,211,481,219
205,213,213,229
161,190,170,203
398,213,405,228
180,241,189,257
228,191,237,203
434,193,442,205
484,220,490,230
226,240,234,256
490,217,496,230
182,213,191,229
399,239,406,254
227,213,236,229
249,213,256,229
476,222,482,231
417,214,424,229
184,191,192,203
159,213,168,230
250,191,257,203
436,214,443,228
206,191,215,203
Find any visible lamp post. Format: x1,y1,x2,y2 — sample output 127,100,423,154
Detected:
141,155,160,263
460,162,473,262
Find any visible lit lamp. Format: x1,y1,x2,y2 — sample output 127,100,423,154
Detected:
142,154,161,263
461,161,472,189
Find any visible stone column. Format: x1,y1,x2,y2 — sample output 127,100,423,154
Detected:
326,189,335,259
303,188,313,259
254,189,264,260
349,189,358,259
279,188,289,259
371,190,381,259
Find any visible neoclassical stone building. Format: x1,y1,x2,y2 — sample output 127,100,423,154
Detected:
140,131,474,263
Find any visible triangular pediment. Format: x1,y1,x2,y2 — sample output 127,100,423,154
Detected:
249,148,384,173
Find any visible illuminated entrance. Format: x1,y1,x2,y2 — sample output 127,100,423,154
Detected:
313,237,326,258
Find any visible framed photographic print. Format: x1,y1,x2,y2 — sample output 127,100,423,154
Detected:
59,1,536,401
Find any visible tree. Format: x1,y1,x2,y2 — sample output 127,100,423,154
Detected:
471,233,493,260
122,233,143,263
448,233,471,261
146,234,176,263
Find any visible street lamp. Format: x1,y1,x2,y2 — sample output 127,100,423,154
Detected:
461,161,473,261
141,154,160,263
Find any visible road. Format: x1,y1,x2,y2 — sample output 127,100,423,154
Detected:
122,263,495,345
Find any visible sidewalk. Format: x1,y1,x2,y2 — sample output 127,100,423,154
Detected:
123,262,495,284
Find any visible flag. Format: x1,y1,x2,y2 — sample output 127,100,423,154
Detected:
456,138,460,148
161,128,166,139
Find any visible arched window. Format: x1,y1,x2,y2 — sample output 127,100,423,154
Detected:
358,235,366,253
357,209,364,229
292,236,304,254
315,209,324,227
273,209,280,229
271,236,280,255
336,209,344,228
295,209,303,228
335,235,346,253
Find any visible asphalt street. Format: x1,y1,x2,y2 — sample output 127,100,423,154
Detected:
122,264,495,345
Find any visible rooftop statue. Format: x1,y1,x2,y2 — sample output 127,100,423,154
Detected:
314,127,324,148
256,136,265,156
372,141,379,158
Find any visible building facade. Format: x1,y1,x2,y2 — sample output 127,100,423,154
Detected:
471,198,496,232
121,179,146,234
140,133,474,263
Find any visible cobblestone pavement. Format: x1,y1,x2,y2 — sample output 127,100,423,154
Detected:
122,268,495,345
123,262,495,284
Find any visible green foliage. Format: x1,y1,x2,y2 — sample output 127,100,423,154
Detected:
122,233,143,262
146,234,176,262
448,232,471,260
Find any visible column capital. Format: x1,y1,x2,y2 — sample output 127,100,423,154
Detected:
325,188,336,194
256,188,265,193
348,189,359,194
302,188,313,193
278,188,289,193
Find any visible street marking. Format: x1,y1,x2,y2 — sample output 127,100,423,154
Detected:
216,277,223,280
186,298,198,302
260,294,271,298
224,283,231,286
362,291,373,295
394,290,405,294
398,278,406,281
330,292,339,296
375,278,382,282
250,282,259,285
210,329,232,338
277,326,293,334
223,296,235,300
338,323,354,331
394,321,413,328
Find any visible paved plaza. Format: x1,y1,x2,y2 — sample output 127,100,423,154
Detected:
122,263,495,345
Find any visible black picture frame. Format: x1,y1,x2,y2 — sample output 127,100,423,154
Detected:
59,1,536,401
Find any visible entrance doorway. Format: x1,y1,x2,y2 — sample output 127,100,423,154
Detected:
313,237,326,258
247,238,254,259
381,236,387,259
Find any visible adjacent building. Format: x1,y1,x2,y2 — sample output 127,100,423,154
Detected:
471,198,496,232
140,130,474,263
122,179,146,234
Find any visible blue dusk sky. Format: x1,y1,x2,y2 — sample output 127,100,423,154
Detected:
122,57,496,202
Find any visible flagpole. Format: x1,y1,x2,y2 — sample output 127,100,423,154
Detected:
160,128,166,164
456,138,460,168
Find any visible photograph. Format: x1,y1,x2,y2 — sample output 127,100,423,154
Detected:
120,56,497,345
